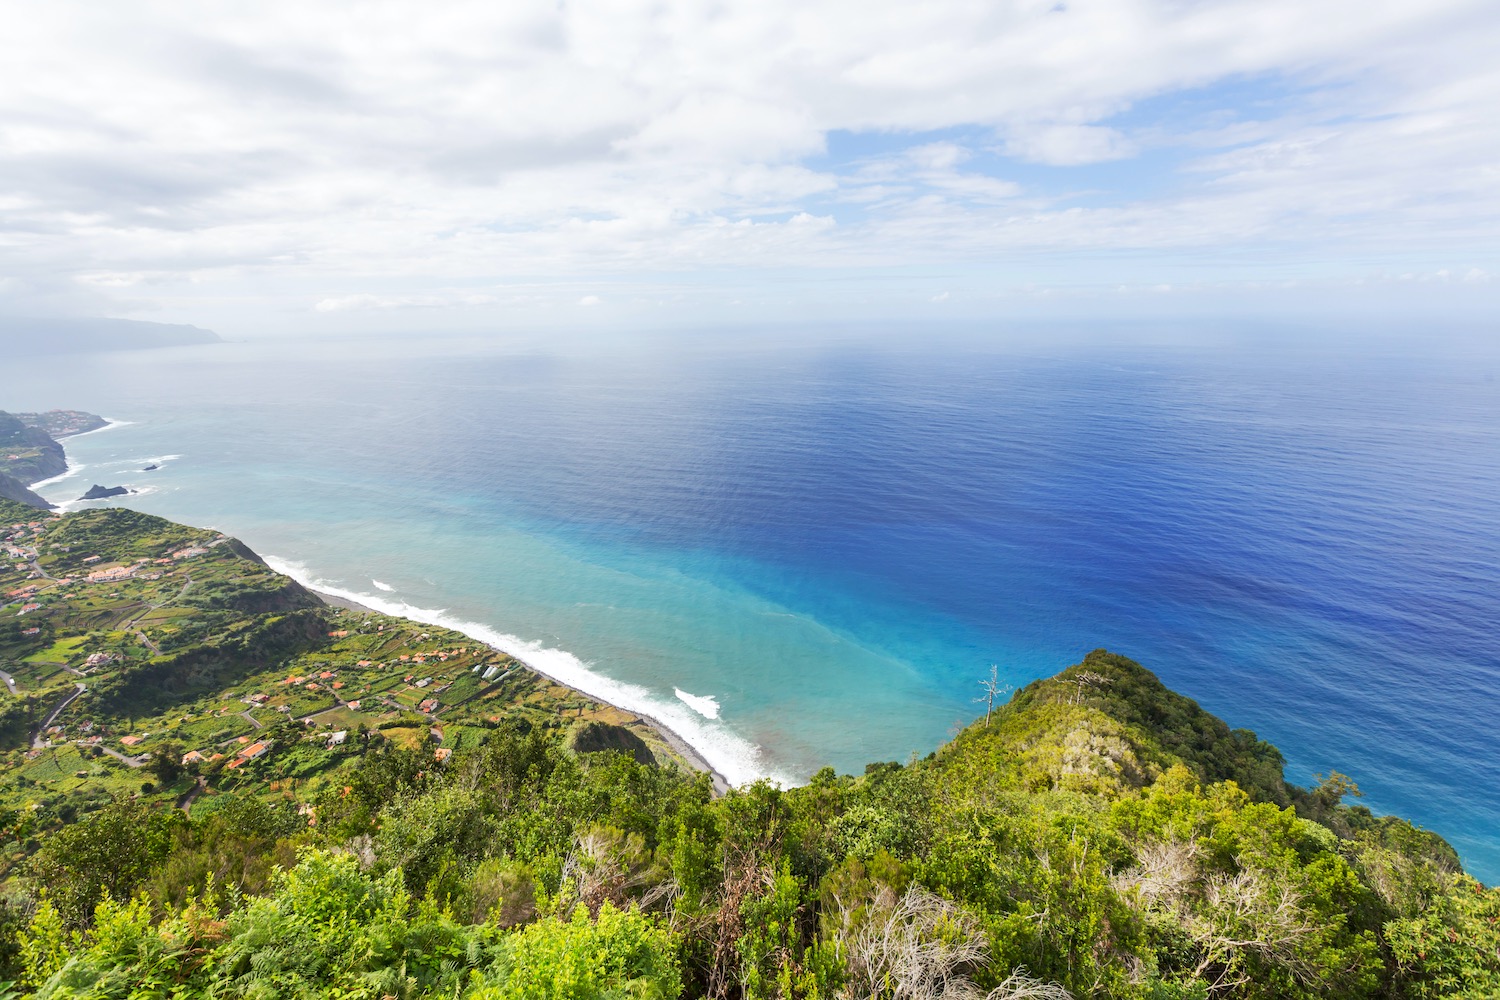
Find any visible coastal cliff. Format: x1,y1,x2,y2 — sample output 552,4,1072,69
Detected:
0,471,50,510
0,410,67,486
0,408,108,510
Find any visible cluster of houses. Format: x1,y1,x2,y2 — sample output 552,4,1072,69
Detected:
178,737,270,771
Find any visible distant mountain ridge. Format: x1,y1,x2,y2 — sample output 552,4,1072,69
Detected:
0,317,220,355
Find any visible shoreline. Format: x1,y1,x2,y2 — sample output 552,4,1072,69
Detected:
311,585,732,793
44,414,753,795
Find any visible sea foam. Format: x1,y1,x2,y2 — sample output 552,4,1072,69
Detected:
262,555,789,788
674,689,721,719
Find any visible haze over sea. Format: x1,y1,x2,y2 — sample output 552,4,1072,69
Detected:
14,325,1500,880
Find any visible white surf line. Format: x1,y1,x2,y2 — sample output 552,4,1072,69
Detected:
61,417,133,439
262,554,793,789
28,465,87,491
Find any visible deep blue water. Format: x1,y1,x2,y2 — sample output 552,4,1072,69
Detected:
13,326,1500,880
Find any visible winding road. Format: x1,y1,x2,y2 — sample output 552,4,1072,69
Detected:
32,682,86,749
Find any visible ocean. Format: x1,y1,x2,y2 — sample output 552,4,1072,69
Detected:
12,325,1500,880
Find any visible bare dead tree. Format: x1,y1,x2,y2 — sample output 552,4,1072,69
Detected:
706,851,775,999
975,665,1009,727
1186,869,1320,993
1111,838,1201,908
835,884,1072,1000
1115,838,1321,996
1064,671,1110,706
562,826,676,918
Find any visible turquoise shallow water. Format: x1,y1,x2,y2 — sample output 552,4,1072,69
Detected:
12,328,1500,879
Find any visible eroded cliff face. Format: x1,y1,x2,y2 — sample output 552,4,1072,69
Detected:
0,471,52,510
0,411,67,485
0,411,69,510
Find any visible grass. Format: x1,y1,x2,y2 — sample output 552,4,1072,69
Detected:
23,635,87,664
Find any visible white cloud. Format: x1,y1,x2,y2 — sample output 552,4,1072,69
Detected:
1003,124,1136,165
313,293,496,312
0,0,1493,329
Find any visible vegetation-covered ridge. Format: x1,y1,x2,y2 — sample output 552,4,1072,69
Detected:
0,497,1496,999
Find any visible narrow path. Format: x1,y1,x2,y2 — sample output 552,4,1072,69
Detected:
0,670,17,697
177,776,207,814
99,746,146,768
122,574,192,655
32,682,86,749
239,709,263,729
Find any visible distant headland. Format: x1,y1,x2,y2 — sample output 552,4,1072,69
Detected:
0,316,221,356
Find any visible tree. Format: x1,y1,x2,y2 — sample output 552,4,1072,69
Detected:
147,740,185,786
25,802,182,929
976,665,1008,727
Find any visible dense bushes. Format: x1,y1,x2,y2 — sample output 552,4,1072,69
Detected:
5,651,1496,999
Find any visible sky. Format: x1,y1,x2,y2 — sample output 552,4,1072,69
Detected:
1,0,1497,336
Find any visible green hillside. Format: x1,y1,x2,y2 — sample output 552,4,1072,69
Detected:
0,502,1494,999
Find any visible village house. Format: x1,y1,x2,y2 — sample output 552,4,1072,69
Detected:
120,734,147,747
182,750,206,764
434,747,452,762
418,698,439,713
327,731,347,747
